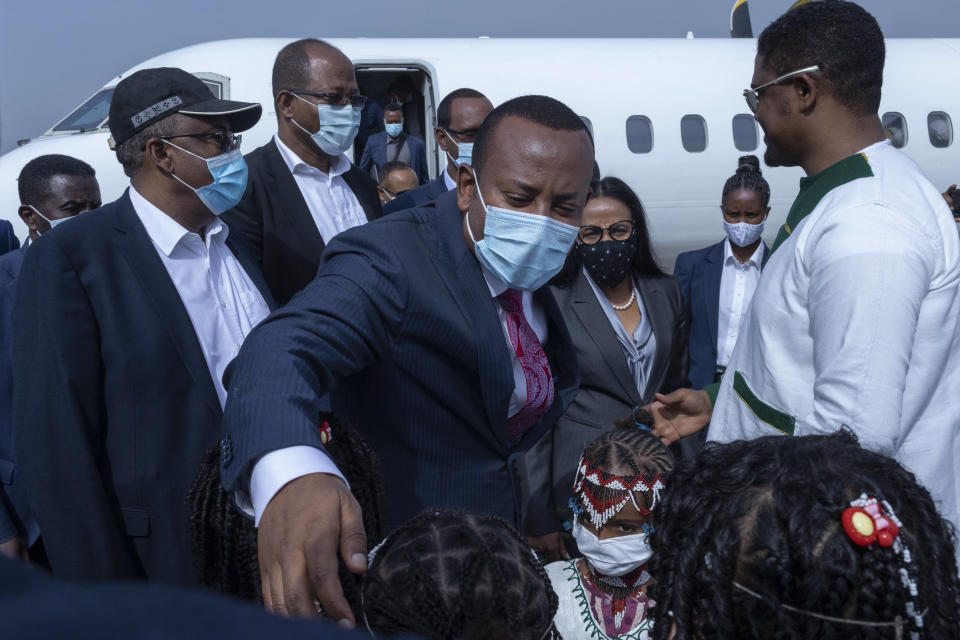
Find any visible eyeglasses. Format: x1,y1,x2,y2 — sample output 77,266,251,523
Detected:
157,130,241,153
743,65,820,114
444,127,480,143
288,90,368,109
578,219,635,245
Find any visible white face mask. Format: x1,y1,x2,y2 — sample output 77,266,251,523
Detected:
723,219,765,247
572,520,653,577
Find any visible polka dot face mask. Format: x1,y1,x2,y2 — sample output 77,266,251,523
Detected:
577,233,637,288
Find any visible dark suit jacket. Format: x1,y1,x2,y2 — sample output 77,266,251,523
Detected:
12,192,274,585
359,131,428,184
524,269,690,526
383,173,450,215
0,246,38,546
221,190,579,534
223,139,383,306
0,221,19,256
673,239,768,390
0,554,384,640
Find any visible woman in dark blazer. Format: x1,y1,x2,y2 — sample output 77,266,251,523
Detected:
523,177,690,535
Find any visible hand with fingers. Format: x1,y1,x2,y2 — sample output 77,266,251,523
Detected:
0,536,29,563
527,531,569,564
645,388,713,445
257,473,367,627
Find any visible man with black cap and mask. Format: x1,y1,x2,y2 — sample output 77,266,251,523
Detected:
12,67,274,584
224,38,382,306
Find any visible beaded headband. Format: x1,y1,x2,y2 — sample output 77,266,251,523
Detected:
572,454,666,529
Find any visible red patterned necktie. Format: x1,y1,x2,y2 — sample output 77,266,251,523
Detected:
497,288,555,444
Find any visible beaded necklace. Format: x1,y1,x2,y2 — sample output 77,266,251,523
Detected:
578,559,651,637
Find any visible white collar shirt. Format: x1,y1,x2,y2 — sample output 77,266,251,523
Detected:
273,134,368,243
129,186,270,407
443,167,457,192
716,239,764,368
481,265,549,418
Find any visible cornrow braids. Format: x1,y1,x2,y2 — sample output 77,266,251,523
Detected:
572,409,675,527
721,155,771,208
650,430,960,640
361,509,560,639
187,411,387,617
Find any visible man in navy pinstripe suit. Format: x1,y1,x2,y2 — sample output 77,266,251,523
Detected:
220,95,594,625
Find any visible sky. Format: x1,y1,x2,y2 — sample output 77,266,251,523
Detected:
0,0,955,154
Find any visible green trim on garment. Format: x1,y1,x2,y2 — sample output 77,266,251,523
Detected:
562,560,652,640
765,151,875,263
732,371,796,436
705,382,721,406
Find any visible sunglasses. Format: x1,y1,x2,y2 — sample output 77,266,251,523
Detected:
743,65,820,114
288,90,368,109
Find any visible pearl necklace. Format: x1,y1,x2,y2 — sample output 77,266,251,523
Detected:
611,290,635,311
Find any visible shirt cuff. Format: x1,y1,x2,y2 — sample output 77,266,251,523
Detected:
247,446,348,526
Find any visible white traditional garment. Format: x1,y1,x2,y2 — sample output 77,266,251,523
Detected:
709,140,960,542
546,559,652,640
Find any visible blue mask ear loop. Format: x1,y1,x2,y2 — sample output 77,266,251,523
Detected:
464,169,486,246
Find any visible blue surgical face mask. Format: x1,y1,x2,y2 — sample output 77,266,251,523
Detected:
27,205,72,234
291,93,361,156
163,141,248,216
466,171,579,291
384,122,403,138
443,129,473,167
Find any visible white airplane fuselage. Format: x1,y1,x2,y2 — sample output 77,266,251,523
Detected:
1,37,958,268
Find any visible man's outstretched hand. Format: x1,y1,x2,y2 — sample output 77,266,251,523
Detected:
257,473,367,626
645,388,713,445
528,532,569,564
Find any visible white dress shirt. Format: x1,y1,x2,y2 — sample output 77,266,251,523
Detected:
584,271,657,397
715,239,763,369
128,187,271,407
246,258,547,525
443,167,457,192
273,135,367,243
708,140,960,543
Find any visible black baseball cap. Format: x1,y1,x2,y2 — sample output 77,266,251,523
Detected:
108,67,262,147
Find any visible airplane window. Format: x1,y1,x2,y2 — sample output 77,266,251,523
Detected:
927,111,953,148
626,116,653,154
681,115,707,152
201,80,222,99
732,114,758,151
579,116,594,138
882,112,908,148
52,88,114,132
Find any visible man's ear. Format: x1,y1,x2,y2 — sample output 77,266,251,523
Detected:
435,127,448,151
764,205,772,219
276,91,296,120
18,205,37,232
794,73,819,115
144,137,174,175
456,163,475,212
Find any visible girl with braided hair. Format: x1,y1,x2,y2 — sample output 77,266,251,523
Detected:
650,430,960,640
360,508,559,639
545,409,674,640
673,154,772,390
188,411,387,614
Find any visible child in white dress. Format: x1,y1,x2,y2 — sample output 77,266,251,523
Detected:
545,411,673,640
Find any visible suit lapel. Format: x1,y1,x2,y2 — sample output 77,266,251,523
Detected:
567,272,640,405
263,141,327,257
704,240,724,353
430,192,514,448
637,277,669,404
112,192,221,414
